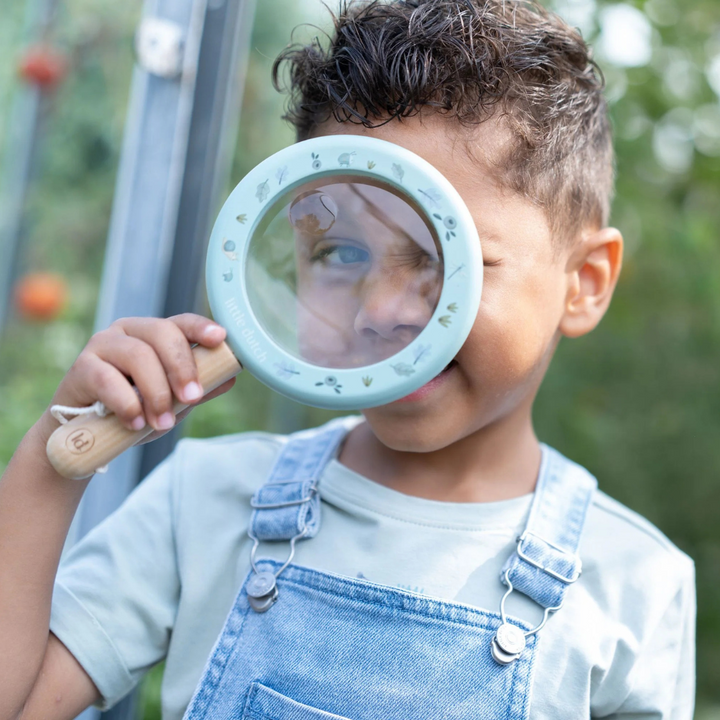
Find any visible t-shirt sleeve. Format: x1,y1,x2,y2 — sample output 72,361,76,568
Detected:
596,556,696,720
49,449,180,711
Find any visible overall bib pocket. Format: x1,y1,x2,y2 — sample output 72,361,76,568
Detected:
242,682,353,720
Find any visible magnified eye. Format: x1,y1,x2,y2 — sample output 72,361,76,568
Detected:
312,244,370,266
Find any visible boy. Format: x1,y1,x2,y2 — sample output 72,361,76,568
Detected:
0,1,695,718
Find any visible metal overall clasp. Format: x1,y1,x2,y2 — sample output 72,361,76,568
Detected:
491,533,582,665
490,569,563,665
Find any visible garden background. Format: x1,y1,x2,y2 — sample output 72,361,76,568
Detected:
1,0,719,716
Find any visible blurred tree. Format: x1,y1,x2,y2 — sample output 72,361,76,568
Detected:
538,0,720,705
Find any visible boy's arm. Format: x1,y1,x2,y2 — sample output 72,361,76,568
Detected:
0,412,99,719
0,314,232,718
18,633,100,720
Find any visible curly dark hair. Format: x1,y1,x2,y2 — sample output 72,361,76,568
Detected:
272,0,614,242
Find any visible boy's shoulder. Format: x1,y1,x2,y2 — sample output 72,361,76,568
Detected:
173,428,286,486
548,445,694,579
170,418,361,491
589,488,687,559
581,486,695,613
177,427,286,452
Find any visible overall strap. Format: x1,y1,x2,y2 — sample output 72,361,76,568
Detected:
249,417,358,542
500,444,597,610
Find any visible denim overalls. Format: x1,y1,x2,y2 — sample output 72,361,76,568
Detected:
183,417,596,720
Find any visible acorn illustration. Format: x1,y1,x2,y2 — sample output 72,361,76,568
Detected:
222,239,238,261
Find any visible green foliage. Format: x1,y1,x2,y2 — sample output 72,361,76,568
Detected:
1,0,720,716
537,0,720,703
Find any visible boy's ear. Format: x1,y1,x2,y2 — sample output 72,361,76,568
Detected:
559,227,623,339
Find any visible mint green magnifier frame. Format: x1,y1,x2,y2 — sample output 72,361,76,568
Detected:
206,134,483,410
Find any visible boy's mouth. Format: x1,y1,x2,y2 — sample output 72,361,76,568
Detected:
394,358,458,403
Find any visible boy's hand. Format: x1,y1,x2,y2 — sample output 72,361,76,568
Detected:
37,313,236,445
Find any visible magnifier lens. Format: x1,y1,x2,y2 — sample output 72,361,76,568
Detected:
246,176,444,370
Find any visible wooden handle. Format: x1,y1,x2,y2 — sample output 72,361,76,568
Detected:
46,341,242,480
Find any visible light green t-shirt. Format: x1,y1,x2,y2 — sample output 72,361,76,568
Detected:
50,422,695,719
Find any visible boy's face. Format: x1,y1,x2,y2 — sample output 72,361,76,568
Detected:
291,178,442,369
313,114,611,452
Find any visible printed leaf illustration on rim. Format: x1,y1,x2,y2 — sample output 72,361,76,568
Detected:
418,187,442,207
390,363,415,377
256,180,270,202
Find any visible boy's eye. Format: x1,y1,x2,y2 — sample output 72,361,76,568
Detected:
312,244,370,266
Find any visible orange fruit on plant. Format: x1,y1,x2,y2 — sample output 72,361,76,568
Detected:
18,46,68,88
14,272,69,321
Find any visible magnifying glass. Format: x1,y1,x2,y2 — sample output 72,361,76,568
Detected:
46,135,483,478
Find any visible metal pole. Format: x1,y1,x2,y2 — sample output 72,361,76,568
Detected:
139,0,257,478
69,2,208,718
69,0,209,550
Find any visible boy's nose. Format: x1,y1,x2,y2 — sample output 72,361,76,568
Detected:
353,272,435,343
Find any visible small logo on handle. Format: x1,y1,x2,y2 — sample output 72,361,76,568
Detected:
67,428,95,454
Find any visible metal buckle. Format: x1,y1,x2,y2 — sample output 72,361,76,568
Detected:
499,568,562,634
245,526,309,613
250,487,317,510
491,569,563,665
515,532,582,584
248,526,308,577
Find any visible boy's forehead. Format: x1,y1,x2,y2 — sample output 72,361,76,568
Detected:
312,114,555,258
313,112,510,182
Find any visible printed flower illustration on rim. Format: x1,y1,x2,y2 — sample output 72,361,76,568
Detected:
316,375,343,394
433,213,457,240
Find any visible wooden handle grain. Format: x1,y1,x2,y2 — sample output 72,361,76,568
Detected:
46,341,242,480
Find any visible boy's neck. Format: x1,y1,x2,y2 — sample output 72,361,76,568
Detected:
337,408,541,504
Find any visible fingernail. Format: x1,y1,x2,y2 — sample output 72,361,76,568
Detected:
183,381,202,402
131,416,146,431
157,412,175,430
203,324,224,339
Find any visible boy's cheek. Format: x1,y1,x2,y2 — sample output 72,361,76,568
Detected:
461,287,560,388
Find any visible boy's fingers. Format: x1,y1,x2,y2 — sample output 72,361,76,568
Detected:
86,334,175,431
73,354,147,431
166,313,227,347
133,376,237,446
110,316,223,406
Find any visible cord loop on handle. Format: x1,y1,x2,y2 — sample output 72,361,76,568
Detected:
49,402,111,474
